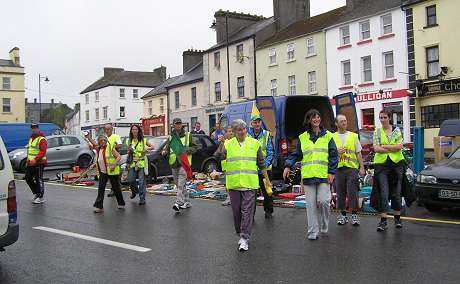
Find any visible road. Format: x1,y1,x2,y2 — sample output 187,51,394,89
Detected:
1,181,459,283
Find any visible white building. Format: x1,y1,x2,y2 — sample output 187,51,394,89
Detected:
326,0,410,142
80,67,166,137
64,104,81,135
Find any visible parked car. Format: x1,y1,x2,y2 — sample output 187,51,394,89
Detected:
0,136,19,251
8,135,94,172
416,146,460,211
0,123,62,152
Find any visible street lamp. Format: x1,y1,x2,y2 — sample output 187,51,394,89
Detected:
38,74,49,122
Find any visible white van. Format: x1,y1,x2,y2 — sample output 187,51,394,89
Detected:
0,136,18,251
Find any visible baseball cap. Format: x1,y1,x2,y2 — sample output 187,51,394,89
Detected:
173,118,182,124
251,115,262,122
31,123,39,129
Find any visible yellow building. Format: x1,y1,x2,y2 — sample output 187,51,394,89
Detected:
403,0,460,149
0,47,25,123
256,7,346,97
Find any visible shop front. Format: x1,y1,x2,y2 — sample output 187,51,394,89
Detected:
142,115,166,137
205,105,226,134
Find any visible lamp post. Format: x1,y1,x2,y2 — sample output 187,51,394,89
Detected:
38,73,49,122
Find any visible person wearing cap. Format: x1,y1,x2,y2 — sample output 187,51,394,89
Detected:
162,118,196,212
248,115,275,219
25,123,48,204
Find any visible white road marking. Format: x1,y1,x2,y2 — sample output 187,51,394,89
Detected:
32,226,151,252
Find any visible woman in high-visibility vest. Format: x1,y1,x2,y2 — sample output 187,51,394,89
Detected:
284,109,338,241
373,110,405,232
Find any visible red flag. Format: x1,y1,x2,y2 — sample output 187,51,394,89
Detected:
170,133,193,180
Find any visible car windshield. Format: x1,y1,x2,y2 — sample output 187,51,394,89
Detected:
149,137,167,149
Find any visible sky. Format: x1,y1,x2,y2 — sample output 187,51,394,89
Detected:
1,0,345,107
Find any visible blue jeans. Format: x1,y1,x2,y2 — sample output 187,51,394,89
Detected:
128,167,146,202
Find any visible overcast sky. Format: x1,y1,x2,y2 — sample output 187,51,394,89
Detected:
1,0,345,107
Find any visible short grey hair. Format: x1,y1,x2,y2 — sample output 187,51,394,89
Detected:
231,119,247,130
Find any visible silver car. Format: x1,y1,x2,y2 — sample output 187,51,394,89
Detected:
8,135,94,172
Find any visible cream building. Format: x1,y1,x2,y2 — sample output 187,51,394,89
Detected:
0,47,25,123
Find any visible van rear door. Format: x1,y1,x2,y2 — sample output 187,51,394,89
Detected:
256,97,277,141
0,137,13,236
334,92,359,133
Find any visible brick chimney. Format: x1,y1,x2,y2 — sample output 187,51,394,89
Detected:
212,10,265,43
153,66,167,81
34,98,37,104
9,47,20,66
182,49,203,73
273,0,310,31
103,67,124,77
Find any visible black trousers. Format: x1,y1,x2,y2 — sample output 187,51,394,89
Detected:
374,159,404,213
255,171,274,214
94,173,125,209
25,165,45,198
335,167,360,211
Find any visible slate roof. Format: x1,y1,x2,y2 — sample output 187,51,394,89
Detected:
141,75,181,99
402,0,429,6
0,59,16,67
167,61,203,89
80,70,165,94
259,6,347,48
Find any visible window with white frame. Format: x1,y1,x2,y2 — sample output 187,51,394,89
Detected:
306,37,315,56
340,25,350,45
426,5,437,27
95,108,100,121
360,20,371,40
308,71,317,94
288,75,296,96
215,82,221,102
174,91,180,109
103,106,108,119
133,89,139,99
160,105,165,113
236,44,244,62
85,94,89,104
160,98,164,105
2,98,11,113
237,76,245,97
2,77,11,90
381,13,393,35
214,51,221,68
361,56,372,82
383,52,395,79
119,106,126,117
191,87,197,106
95,91,99,102
342,60,351,85
270,79,278,96
85,110,90,122
148,101,152,107
119,88,125,99
149,108,152,115
287,43,295,61
426,45,439,78
269,48,277,65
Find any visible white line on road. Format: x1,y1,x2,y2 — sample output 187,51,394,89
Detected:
32,226,151,253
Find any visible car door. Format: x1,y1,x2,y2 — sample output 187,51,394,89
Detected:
45,137,61,166
59,136,81,165
334,92,359,133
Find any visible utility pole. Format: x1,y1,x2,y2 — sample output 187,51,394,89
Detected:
226,14,231,104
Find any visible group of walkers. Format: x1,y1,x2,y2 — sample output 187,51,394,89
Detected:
24,108,408,252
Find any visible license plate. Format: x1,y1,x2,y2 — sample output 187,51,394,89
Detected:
439,189,460,200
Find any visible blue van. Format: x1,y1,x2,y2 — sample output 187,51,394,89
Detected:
219,93,358,177
0,123,62,152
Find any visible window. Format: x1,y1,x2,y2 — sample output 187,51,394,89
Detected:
103,106,108,119
214,51,221,68
383,52,395,79
174,91,180,109
2,98,11,113
160,98,164,105
149,108,152,115
47,137,59,148
215,82,221,102
133,89,139,99
237,76,245,98
381,13,392,35
236,44,244,62
426,5,437,27
2,77,11,90
340,25,350,45
191,87,197,107
308,71,317,94
95,108,100,120
426,46,439,78
61,136,80,146
306,37,315,56
85,110,90,122
160,106,165,113
287,43,295,61
119,88,125,98
95,91,99,102
119,106,126,117
342,60,351,85
270,79,278,97
269,48,277,65
361,56,372,82
148,101,152,107
288,75,296,96
360,20,371,40
191,117,198,129
85,94,89,104
421,103,459,128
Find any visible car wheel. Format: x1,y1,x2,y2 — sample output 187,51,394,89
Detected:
425,204,442,212
19,159,27,173
203,159,218,174
76,154,92,168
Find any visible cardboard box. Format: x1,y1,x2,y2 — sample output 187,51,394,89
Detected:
433,136,460,163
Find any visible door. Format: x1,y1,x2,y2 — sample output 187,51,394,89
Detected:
45,137,61,166
59,136,81,165
334,92,359,133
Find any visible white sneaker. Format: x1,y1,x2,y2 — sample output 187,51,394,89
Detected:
32,194,38,202
238,238,249,252
33,197,45,204
180,202,191,209
238,237,244,245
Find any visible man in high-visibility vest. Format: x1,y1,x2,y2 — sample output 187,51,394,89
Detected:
162,118,196,212
215,119,270,252
25,123,48,204
248,115,275,219
104,123,122,198
332,114,365,226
